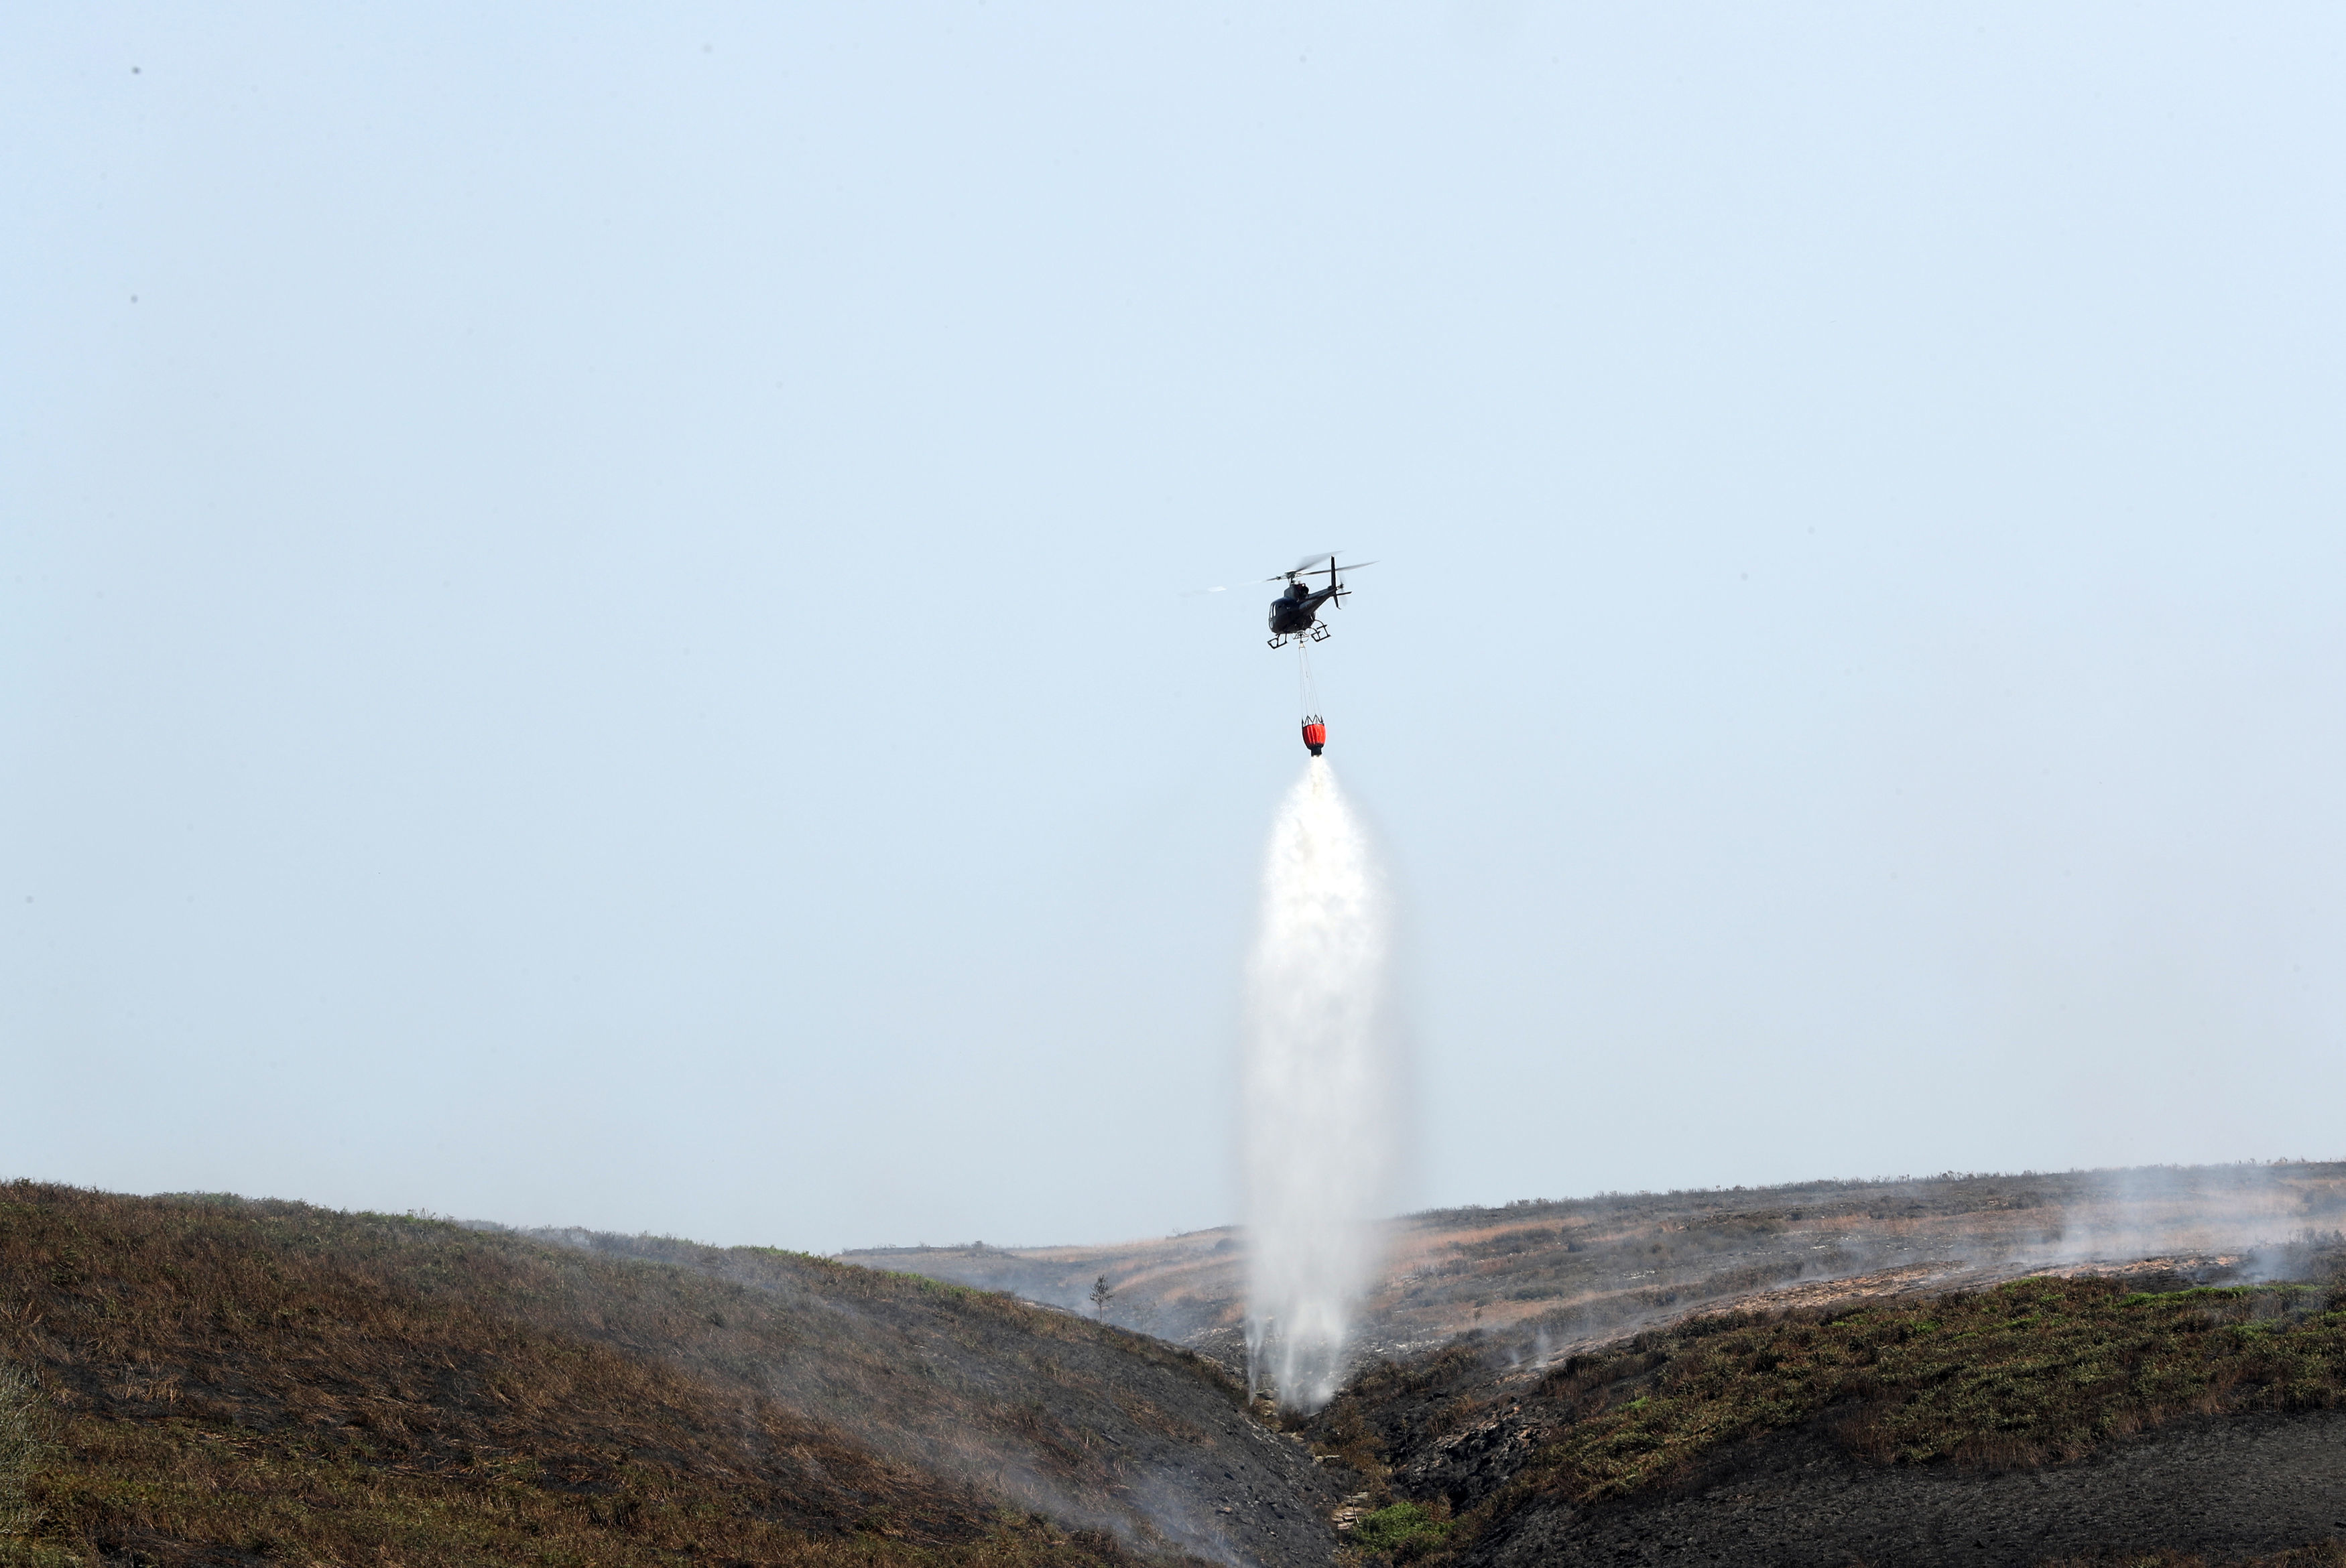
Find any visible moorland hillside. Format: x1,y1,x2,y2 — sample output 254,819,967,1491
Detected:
0,1184,1341,1568
5,1169,2343,1568
1306,1246,2346,1566
854,1161,2346,1376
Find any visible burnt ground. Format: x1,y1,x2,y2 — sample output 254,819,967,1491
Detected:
1469,1412,2346,1568
1298,1243,2346,1567
551,1230,1351,1568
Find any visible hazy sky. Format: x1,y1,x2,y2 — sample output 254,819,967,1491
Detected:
7,5,2343,1252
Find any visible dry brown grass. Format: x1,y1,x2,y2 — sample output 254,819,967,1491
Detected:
0,1360,52,1543
0,1183,1251,1567
874,1164,2346,1374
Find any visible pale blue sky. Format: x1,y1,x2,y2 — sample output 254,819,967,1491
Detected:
6,5,2343,1250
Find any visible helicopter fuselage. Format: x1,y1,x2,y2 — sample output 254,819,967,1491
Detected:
1268,584,1340,637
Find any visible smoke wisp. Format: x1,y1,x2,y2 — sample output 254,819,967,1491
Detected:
1241,759,1402,1411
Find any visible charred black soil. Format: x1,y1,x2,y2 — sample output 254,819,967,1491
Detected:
1465,1411,2346,1567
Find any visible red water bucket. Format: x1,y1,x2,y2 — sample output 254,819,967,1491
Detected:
1300,720,1326,755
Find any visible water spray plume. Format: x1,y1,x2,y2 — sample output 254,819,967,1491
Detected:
1241,758,1401,1412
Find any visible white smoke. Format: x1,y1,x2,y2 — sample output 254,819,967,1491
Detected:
1240,759,1402,1412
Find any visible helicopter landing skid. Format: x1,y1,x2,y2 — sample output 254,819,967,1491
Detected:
1268,634,1288,649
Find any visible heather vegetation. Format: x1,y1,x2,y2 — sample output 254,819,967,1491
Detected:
7,1175,2344,1566
1516,1274,2346,1498
1310,1250,2346,1565
1367,1165,2346,1362
0,1361,51,1543
0,1183,1335,1567
863,1163,2346,1378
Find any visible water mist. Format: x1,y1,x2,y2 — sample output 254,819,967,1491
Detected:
1240,758,1402,1412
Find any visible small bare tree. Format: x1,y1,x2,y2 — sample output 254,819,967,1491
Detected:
1089,1275,1115,1315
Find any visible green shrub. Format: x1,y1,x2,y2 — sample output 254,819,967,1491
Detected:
1352,1500,1452,1559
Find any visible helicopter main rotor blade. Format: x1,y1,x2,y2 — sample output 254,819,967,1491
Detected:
1253,556,1379,583
1282,558,1379,580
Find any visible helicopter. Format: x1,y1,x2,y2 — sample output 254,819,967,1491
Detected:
1262,554,1373,756
1265,554,1373,649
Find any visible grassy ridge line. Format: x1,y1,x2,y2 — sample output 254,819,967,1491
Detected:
878,1165,2346,1372
0,1183,1194,1568
1527,1277,2346,1500
1314,1270,2346,1565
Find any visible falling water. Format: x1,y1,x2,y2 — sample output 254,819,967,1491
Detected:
1241,758,1400,1411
